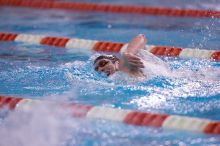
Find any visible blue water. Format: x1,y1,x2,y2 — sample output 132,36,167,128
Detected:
0,0,220,146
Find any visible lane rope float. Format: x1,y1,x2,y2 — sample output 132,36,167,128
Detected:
0,95,220,135
0,32,219,61
0,0,220,18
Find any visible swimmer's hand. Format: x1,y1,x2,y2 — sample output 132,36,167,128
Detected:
123,53,144,69
121,53,144,77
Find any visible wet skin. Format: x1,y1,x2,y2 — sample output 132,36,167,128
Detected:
94,34,146,77
94,59,119,76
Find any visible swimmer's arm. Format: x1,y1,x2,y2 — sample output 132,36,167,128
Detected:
119,53,144,78
120,43,144,69
123,45,142,55
122,53,144,69
123,34,146,55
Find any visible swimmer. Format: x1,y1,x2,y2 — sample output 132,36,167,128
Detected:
93,34,170,79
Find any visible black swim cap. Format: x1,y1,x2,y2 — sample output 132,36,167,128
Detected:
94,55,119,64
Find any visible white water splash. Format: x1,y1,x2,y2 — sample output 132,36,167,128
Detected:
0,102,77,146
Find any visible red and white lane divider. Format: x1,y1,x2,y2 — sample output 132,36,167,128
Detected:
0,95,220,135
0,32,219,61
0,0,220,18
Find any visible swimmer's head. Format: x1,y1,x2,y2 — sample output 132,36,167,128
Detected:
94,55,120,76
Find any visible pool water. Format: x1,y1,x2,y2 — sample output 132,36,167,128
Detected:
0,0,220,146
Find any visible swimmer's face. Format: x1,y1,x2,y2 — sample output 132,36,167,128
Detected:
94,58,119,76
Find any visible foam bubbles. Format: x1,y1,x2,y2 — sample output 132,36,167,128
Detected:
0,102,76,146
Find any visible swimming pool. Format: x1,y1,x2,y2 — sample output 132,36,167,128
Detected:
0,0,220,145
